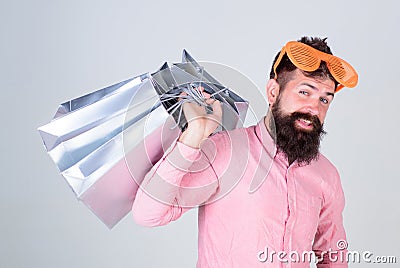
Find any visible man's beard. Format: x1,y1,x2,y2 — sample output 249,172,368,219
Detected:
271,101,326,165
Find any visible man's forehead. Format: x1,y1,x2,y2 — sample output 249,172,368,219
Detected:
291,70,336,94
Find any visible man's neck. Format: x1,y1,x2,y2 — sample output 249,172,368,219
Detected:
264,109,277,142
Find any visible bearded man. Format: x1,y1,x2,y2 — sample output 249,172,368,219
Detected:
132,36,358,268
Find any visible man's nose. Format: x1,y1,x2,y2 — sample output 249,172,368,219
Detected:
305,99,320,116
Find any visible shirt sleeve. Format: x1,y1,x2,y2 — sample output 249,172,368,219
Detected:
313,168,348,268
132,139,220,227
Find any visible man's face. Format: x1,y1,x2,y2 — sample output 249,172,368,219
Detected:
271,69,335,128
266,69,336,164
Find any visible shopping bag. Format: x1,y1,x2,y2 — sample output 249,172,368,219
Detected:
38,50,249,228
151,54,248,131
38,74,148,172
67,80,180,228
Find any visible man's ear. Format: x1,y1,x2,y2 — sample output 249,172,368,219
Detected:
266,79,280,106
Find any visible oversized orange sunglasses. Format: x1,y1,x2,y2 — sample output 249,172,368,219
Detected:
273,41,358,92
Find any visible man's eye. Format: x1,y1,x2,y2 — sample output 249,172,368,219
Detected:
299,90,309,95
320,97,328,104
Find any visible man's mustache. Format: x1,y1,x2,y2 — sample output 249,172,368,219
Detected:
290,112,322,129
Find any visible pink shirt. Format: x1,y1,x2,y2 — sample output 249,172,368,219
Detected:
132,119,347,267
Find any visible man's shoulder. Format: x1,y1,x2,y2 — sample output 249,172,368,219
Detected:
315,153,337,170
209,125,257,141
308,153,341,185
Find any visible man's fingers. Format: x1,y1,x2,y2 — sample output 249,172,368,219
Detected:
212,100,222,120
205,98,214,105
202,91,211,99
178,91,188,102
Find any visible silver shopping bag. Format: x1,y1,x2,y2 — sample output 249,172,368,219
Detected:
69,80,181,228
39,76,170,228
38,50,249,228
151,52,248,131
38,74,148,173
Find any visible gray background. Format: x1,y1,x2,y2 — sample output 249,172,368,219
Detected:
1,0,399,267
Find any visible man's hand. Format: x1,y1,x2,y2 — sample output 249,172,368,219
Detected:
178,88,222,148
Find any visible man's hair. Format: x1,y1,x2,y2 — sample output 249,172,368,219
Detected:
269,36,339,90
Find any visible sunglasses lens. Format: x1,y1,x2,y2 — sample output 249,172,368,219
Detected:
328,57,358,88
288,44,320,71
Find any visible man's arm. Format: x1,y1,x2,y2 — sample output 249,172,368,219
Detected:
132,92,223,226
313,169,348,268
132,139,220,226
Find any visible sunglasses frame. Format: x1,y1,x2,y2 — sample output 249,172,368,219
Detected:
273,41,358,92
